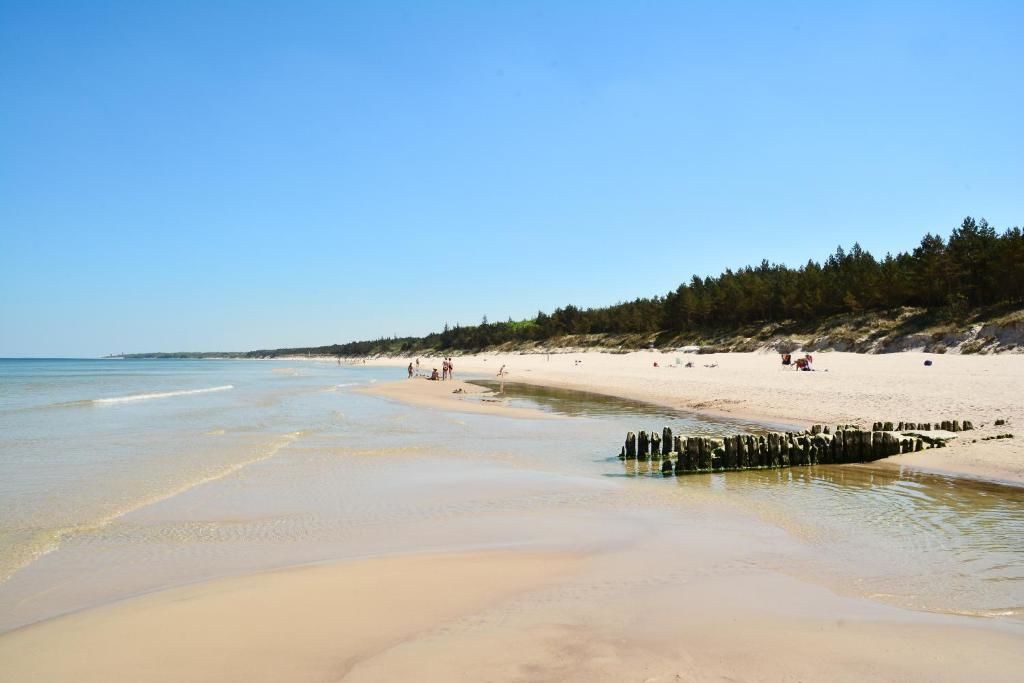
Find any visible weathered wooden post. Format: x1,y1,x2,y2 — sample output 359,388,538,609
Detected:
625,432,637,460
712,441,726,471
786,434,799,466
814,434,832,464
662,427,673,456
859,430,872,460
800,436,814,465
638,431,649,462
697,438,711,472
685,437,700,473
650,432,661,460
830,430,843,463
733,435,745,469
724,436,737,470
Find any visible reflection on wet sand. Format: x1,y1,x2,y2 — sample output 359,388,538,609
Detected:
616,457,1024,618
471,379,787,432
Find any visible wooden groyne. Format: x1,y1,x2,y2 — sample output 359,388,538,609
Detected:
619,421,974,475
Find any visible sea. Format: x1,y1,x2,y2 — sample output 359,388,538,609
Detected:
1,358,1022,632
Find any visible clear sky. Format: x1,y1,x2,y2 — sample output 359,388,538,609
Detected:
1,1,1021,357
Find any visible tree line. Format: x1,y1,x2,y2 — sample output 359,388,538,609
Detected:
247,217,1022,357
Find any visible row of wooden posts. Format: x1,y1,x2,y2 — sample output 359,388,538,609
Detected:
870,420,973,432
619,422,970,475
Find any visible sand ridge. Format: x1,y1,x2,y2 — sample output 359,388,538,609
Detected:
359,376,560,420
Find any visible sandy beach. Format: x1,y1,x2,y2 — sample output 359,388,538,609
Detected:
361,350,1024,484
1,354,1021,682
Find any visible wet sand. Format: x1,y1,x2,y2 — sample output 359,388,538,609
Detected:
3,540,1021,682
0,551,582,682
359,377,558,419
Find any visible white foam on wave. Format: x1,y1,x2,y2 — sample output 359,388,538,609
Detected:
93,385,234,405
321,382,361,393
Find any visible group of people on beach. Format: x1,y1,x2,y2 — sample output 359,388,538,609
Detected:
408,357,455,381
781,353,814,371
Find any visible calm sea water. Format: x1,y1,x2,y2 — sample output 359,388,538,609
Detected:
0,358,1021,629
0,358,359,584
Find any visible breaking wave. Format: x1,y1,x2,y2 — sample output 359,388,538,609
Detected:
90,385,235,405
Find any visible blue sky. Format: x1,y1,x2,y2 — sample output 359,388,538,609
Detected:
1,1,1021,357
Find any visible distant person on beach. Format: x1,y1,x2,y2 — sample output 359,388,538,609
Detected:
407,362,414,378
416,358,420,370
448,358,454,379
442,359,449,381
430,368,439,380
497,364,506,377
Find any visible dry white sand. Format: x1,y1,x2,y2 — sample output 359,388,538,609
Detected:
364,350,1024,484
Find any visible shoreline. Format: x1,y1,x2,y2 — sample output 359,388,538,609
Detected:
2,356,1022,681
355,350,1024,485
357,377,560,420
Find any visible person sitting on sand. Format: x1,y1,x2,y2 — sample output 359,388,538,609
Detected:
430,368,439,381
781,353,792,366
